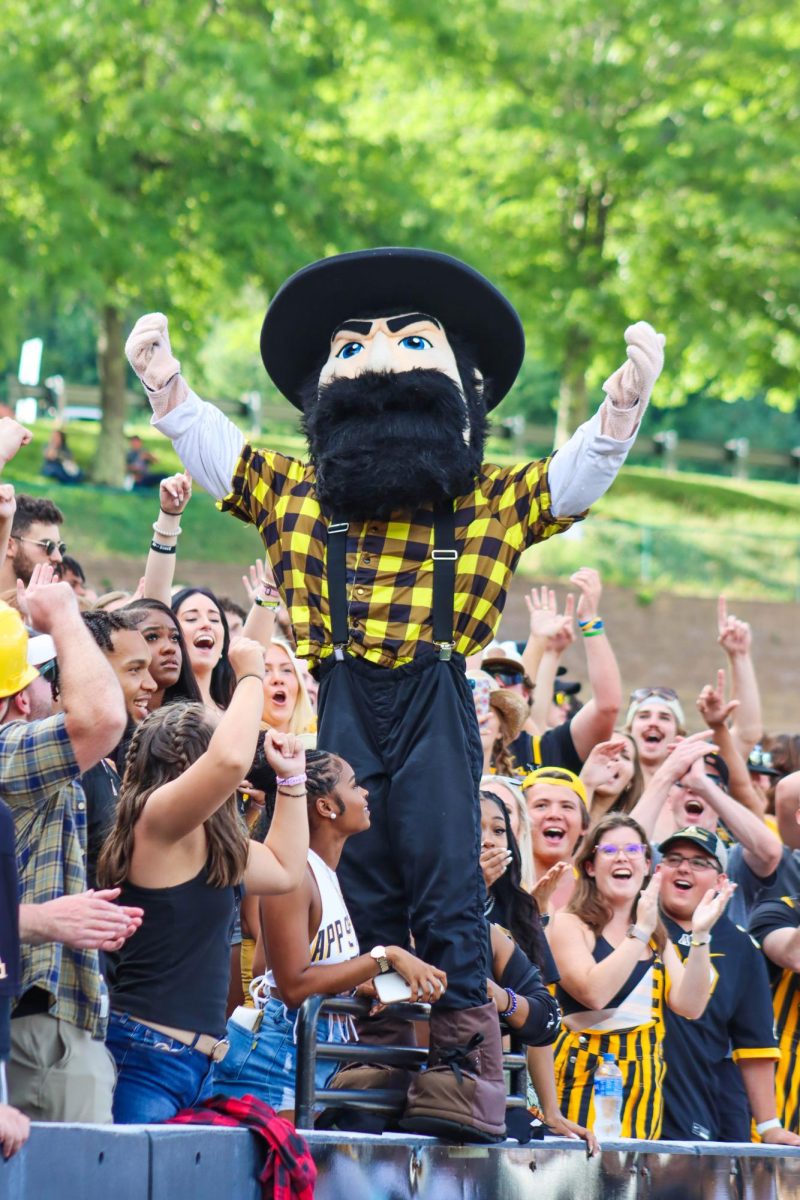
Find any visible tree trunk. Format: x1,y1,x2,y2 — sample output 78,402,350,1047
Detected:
92,304,128,485
553,327,592,448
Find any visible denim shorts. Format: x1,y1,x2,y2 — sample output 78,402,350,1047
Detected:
212,997,347,1113
107,1010,215,1124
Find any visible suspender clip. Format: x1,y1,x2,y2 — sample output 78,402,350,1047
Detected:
333,647,345,661
436,642,454,662
328,522,349,535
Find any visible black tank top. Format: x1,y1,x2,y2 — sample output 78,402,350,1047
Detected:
110,864,235,1037
557,935,653,1017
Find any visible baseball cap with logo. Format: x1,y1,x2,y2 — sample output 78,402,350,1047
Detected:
659,825,728,872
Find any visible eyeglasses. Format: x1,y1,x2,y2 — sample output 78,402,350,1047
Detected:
596,842,648,857
662,852,718,872
13,537,67,557
629,686,679,704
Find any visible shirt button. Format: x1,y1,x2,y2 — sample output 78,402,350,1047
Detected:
356,587,366,597
351,620,359,629
363,555,371,564
77,802,85,811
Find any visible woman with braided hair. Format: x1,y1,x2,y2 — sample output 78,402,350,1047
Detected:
97,637,309,1123
214,749,446,1120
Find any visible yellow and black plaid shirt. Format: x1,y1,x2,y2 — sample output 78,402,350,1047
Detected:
221,445,581,668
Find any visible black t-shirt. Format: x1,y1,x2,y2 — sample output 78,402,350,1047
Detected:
81,759,121,891
661,911,778,1142
509,719,582,775
749,894,800,1048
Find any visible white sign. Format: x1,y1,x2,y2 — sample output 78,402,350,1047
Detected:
18,338,43,387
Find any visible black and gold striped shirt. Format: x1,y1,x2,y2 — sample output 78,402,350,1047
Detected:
221,445,581,667
750,895,800,1132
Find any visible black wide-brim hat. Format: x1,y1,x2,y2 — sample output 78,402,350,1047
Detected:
260,246,525,410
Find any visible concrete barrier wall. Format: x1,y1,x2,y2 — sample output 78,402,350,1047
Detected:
4,1127,800,1199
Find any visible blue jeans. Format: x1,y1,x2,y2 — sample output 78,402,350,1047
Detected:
107,1011,215,1124
213,997,347,1113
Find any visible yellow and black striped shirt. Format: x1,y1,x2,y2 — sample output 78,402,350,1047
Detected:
750,895,800,1132
221,445,580,667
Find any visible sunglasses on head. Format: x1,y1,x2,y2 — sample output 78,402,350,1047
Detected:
749,747,774,770
630,686,679,705
37,658,58,683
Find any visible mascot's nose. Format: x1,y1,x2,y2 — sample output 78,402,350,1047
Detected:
365,330,396,373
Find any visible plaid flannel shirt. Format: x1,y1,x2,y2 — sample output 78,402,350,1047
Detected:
221,447,581,667
0,715,106,1037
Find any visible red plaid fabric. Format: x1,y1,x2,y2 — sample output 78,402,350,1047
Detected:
167,1092,316,1200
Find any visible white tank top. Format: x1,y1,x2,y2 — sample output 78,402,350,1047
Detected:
264,849,359,990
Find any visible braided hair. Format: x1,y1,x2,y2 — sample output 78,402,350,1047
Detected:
97,701,248,889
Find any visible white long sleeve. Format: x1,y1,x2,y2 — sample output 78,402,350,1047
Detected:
548,404,639,517
153,390,245,501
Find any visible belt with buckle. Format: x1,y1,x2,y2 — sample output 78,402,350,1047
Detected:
126,1015,230,1062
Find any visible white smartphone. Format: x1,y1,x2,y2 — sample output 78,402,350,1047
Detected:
374,971,414,1003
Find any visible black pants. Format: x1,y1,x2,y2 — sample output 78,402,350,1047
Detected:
316,651,488,1009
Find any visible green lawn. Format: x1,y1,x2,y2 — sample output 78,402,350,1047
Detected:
7,419,799,600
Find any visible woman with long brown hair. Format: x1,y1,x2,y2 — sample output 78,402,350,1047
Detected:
548,813,733,1140
97,637,309,1123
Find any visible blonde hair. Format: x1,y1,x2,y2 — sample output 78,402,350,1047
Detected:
263,638,314,735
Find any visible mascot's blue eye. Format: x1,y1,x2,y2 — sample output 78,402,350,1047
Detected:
336,342,364,359
399,335,432,351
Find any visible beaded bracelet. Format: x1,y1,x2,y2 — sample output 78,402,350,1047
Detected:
150,541,177,554
503,988,518,1016
152,522,182,538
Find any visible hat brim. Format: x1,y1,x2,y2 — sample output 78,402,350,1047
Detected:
261,247,525,410
489,689,529,743
0,661,39,700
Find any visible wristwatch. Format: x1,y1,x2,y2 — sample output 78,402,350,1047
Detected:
626,925,650,944
369,945,391,975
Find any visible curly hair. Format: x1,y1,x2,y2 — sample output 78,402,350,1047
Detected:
82,609,138,652
11,494,64,536
97,701,248,890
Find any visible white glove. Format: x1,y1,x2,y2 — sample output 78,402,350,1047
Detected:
602,321,665,410
125,313,187,419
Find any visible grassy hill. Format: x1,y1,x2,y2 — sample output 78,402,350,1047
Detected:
7,418,799,601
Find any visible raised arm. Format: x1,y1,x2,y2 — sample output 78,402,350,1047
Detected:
775,772,800,851
143,472,192,606
567,569,622,760
240,559,278,650
629,732,716,838
23,569,127,771
138,638,266,843
548,323,665,517
682,756,781,879
125,313,244,499
696,670,764,816
529,593,575,733
0,418,32,565
717,599,763,759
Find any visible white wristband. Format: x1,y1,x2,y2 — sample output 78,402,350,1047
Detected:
756,1118,782,1135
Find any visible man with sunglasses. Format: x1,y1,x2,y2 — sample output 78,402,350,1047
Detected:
658,827,798,1146
0,495,66,591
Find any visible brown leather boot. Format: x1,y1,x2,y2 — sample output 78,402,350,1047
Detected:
320,1008,420,1133
400,1001,506,1143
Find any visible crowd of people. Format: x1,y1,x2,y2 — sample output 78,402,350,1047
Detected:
3,409,800,1160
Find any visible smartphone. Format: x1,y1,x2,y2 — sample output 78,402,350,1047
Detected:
469,674,493,719
374,971,414,1004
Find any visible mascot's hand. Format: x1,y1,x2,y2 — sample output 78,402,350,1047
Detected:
602,321,665,411
125,313,187,418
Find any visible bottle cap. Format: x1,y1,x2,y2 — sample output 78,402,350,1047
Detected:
602,1052,615,1062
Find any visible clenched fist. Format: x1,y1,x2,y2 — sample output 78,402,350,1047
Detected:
125,313,181,390
602,321,666,411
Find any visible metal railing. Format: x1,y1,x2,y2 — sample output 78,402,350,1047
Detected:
294,993,529,1131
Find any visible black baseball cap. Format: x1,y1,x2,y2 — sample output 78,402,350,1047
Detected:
260,247,526,410
659,826,728,872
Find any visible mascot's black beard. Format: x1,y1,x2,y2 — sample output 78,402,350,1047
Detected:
303,368,488,520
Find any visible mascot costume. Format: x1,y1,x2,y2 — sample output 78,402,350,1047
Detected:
126,247,664,1143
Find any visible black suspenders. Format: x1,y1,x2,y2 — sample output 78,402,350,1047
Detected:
325,502,458,661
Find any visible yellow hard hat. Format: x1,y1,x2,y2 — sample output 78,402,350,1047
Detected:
0,603,39,699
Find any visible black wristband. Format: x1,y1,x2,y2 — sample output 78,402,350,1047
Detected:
236,673,264,686
150,541,177,554
160,506,185,517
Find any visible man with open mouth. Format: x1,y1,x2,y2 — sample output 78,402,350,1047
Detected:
658,825,797,1146
125,246,664,1143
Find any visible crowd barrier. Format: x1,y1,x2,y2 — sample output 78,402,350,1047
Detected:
3,1124,800,1199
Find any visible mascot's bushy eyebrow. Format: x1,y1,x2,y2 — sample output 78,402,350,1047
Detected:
331,313,443,338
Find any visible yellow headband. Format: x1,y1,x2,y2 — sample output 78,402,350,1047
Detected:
522,767,588,807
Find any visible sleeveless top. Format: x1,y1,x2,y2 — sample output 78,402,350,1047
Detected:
266,849,359,991
556,934,665,1034
110,864,235,1038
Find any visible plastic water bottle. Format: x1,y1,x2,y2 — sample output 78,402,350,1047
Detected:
593,1053,623,1140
